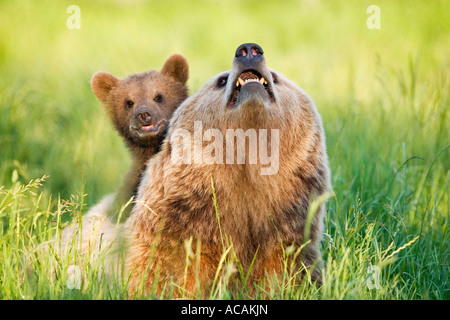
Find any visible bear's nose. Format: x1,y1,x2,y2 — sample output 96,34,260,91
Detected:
234,43,265,70
136,108,152,124
235,43,264,59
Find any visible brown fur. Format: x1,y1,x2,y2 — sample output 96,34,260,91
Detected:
124,45,331,297
91,54,189,220
42,55,190,271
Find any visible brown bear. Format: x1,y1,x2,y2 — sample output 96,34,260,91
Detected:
55,54,189,267
90,53,189,221
124,43,331,297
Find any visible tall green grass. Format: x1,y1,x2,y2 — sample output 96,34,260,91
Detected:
0,0,448,299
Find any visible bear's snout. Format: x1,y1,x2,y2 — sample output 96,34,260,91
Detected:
226,43,275,108
130,106,166,138
234,43,265,70
135,107,152,125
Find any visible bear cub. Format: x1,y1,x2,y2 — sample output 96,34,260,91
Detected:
91,53,189,221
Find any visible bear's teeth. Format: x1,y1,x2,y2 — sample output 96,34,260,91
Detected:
237,76,266,87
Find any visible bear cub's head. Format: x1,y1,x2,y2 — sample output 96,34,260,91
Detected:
91,54,189,150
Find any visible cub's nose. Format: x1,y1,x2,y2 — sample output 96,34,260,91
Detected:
135,108,152,125
234,43,265,71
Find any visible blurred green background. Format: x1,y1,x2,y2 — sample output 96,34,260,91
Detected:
0,0,448,299
0,0,448,203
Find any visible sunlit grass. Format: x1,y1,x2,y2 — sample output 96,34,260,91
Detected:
0,0,448,299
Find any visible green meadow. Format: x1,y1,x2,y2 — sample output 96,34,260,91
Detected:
0,0,448,299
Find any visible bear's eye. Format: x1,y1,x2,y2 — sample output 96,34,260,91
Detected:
125,99,134,108
216,76,228,88
154,94,163,103
271,72,279,84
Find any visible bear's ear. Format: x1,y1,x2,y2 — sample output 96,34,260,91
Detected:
91,71,119,103
160,53,189,85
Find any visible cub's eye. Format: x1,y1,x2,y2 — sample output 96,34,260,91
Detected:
125,99,134,108
271,72,279,84
216,76,228,88
154,93,163,102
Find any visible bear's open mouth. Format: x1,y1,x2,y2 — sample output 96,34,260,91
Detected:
236,70,267,87
140,123,160,132
132,119,167,136
228,69,275,108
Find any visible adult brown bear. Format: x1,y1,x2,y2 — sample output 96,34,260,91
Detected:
125,43,331,296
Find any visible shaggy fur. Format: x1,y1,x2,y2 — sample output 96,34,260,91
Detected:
125,44,331,296
55,54,189,262
90,53,189,220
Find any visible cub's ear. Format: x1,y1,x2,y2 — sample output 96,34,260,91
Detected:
160,53,189,84
91,71,119,103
